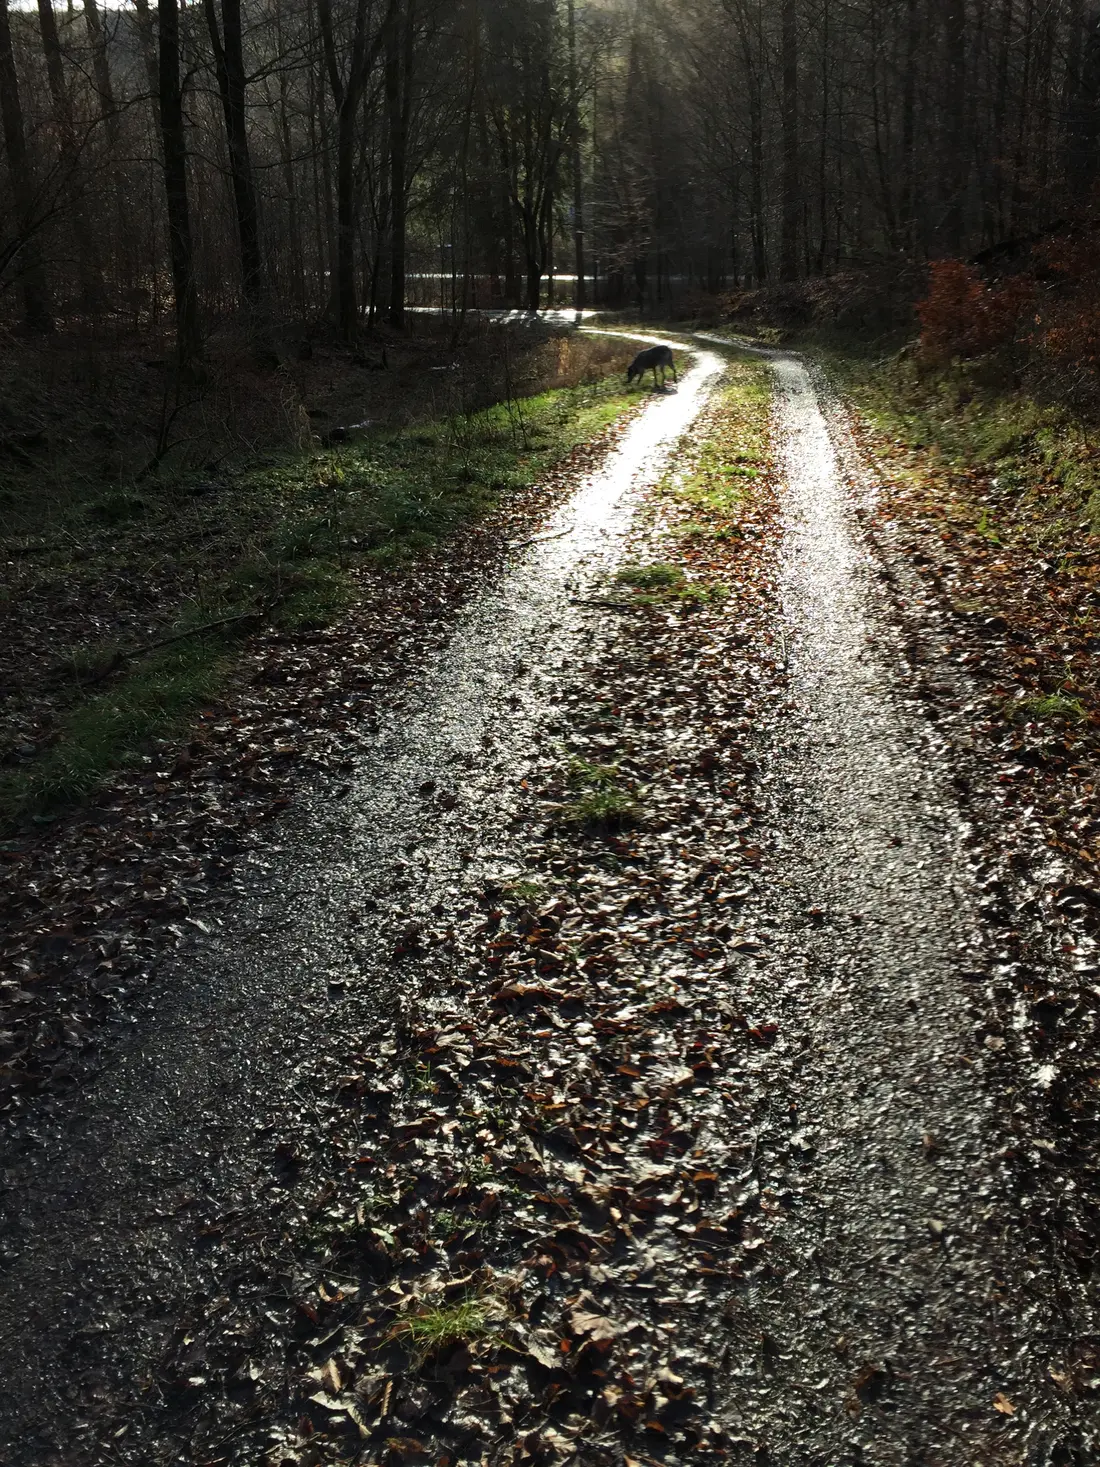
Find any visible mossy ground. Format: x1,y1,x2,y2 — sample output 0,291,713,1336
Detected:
654,353,773,538
819,342,1100,550
0,374,636,828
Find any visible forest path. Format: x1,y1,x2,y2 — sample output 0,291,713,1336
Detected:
0,341,725,1461
0,337,1087,1467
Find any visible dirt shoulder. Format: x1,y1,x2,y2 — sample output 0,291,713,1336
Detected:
814,362,1100,1393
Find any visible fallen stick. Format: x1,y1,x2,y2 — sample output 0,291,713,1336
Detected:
124,604,277,658
55,601,280,689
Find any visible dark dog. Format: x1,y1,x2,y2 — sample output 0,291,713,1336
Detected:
626,344,677,387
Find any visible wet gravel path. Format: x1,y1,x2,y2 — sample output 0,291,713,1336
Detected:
0,345,724,1461
716,352,1085,1462
0,339,1092,1465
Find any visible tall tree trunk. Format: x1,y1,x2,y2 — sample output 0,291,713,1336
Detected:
0,0,53,331
567,0,585,308
1032,0,1056,198
939,0,966,250
749,82,766,282
901,0,919,249
730,0,767,282
131,0,161,126
319,0,395,342
203,0,274,361
83,0,118,143
524,194,542,309
386,0,415,328
1065,0,1100,200
989,0,1012,236
37,0,104,310
276,69,305,308
1010,0,1036,225
158,0,202,373
780,0,798,279
813,0,828,268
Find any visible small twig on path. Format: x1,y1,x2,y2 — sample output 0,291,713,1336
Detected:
509,527,573,550
570,598,634,609
777,624,789,669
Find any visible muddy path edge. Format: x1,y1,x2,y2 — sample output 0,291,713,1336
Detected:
710,333,1094,1461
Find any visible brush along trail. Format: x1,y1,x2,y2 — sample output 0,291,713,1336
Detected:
0,341,1091,1466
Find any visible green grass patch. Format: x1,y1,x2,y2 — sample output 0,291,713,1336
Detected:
386,1297,501,1363
613,561,728,606
659,361,771,534
0,637,231,824
2,373,637,830
616,562,684,591
501,876,544,906
562,757,640,828
1012,692,1087,724
817,342,1100,542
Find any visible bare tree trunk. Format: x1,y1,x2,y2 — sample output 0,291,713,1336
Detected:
386,0,415,328
203,0,275,361
1066,1,1100,198
157,0,202,374
131,0,161,128
567,0,586,308
276,76,305,308
749,80,766,282
780,0,798,279
319,0,395,342
939,0,966,250
0,0,53,331
37,0,104,310
729,0,767,282
1032,0,1056,199
83,0,118,143
901,0,919,249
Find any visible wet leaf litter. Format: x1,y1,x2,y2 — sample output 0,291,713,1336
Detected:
813,375,1100,1426
0,344,1094,1466
227,382,787,1467
0,419,640,1128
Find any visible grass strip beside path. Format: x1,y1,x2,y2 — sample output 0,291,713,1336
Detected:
0,375,636,829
